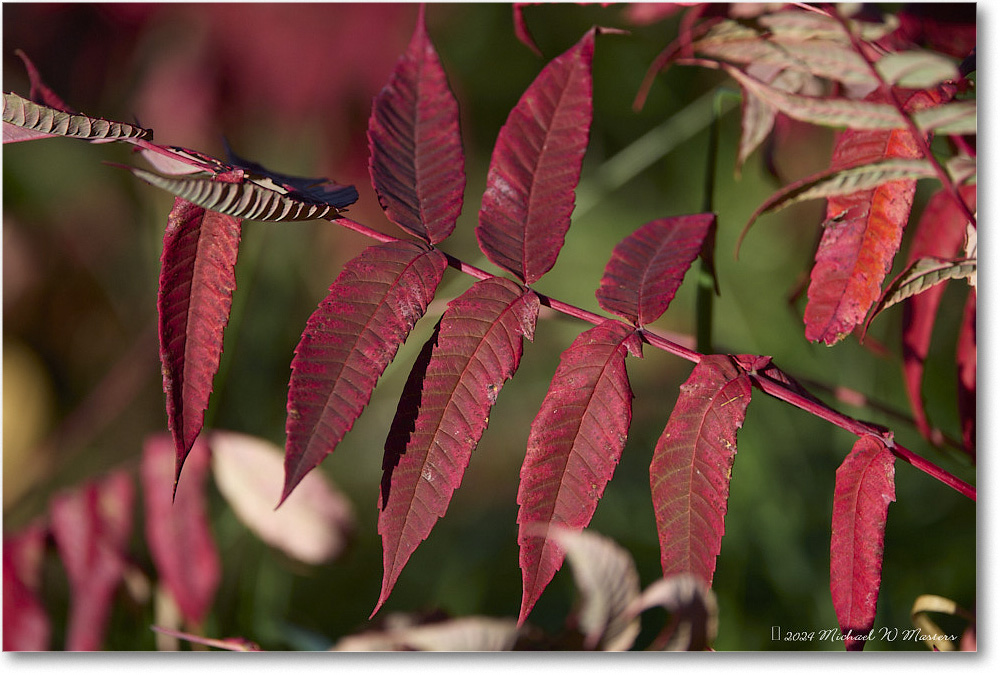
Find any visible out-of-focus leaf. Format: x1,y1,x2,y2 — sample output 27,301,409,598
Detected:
211,431,355,565
723,65,903,130
2,522,50,651
283,241,447,501
957,291,976,457
150,626,262,651
867,256,976,332
758,9,899,42
627,573,718,651
876,50,960,88
49,471,134,651
476,28,596,284
912,100,976,134
377,278,539,614
158,189,242,487
544,526,641,651
129,167,351,222
910,595,974,652
367,5,465,244
2,92,151,144
517,320,641,624
945,155,977,185
331,616,520,651
899,185,976,437
597,214,715,326
737,64,809,171
804,88,946,345
649,355,751,584
14,49,74,112
141,434,220,625
513,3,543,56
830,436,895,651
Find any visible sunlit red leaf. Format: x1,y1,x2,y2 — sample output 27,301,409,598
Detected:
2,522,50,651
49,470,134,651
213,431,355,564
377,278,539,614
649,355,751,583
158,187,243,487
830,435,896,651
957,290,976,458
517,320,641,624
283,241,447,501
476,28,595,284
141,434,220,625
900,185,975,438
368,5,465,244
804,87,948,345
596,214,715,326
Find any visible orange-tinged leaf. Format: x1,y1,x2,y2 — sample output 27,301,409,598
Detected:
830,436,895,651
804,87,949,345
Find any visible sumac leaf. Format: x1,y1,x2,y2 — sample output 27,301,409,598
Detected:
830,436,896,651
331,616,520,651
49,470,134,651
141,434,220,625
476,28,596,284
284,241,448,500
804,88,947,345
377,278,540,613
517,320,641,624
214,431,355,565
2,522,50,651
14,49,74,113
911,100,976,135
627,573,719,651
545,526,641,651
130,167,351,222
876,50,960,88
158,191,242,486
368,5,465,244
901,185,976,438
649,355,751,584
2,91,151,144
867,256,976,331
758,9,898,42
597,214,715,326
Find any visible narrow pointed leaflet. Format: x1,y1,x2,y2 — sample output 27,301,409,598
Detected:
649,355,751,583
517,320,641,624
900,185,976,439
830,436,896,651
376,278,540,613
283,241,447,501
49,471,134,651
141,435,220,625
804,87,949,345
596,214,715,326
368,4,465,244
3,523,50,651
476,28,596,284
159,183,242,487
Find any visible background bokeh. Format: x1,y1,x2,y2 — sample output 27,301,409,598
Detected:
3,3,975,650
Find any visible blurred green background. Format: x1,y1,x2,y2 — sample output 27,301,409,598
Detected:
3,3,975,651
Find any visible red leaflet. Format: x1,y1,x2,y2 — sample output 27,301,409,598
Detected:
49,470,134,651
956,291,976,458
159,186,242,488
901,185,976,439
476,28,595,285
376,278,539,614
517,320,641,624
367,5,465,244
141,434,220,625
512,4,542,57
804,88,948,345
15,49,75,113
649,355,751,583
283,241,447,501
596,214,716,326
830,436,896,651
2,522,50,651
